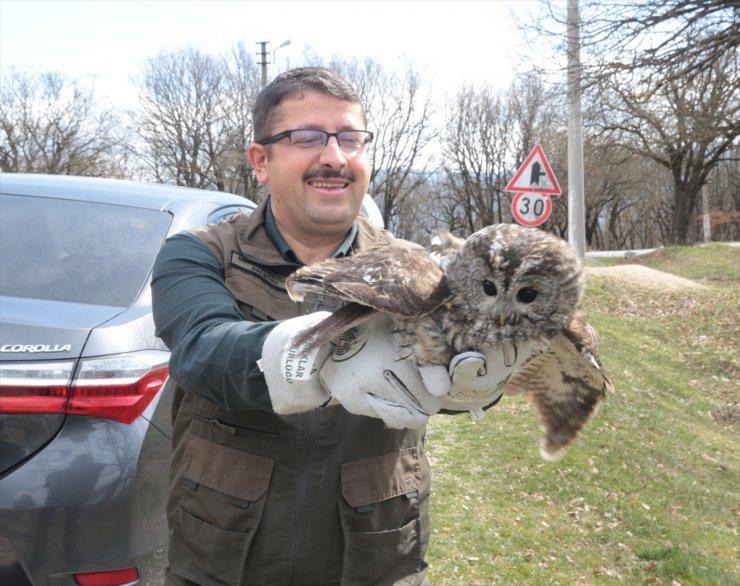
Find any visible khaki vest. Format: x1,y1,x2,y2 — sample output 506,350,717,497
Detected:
165,202,431,586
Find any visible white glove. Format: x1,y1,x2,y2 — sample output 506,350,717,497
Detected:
261,311,536,428
318,315,454,428
261,312,459,427
319,315,520,428
444,339,539,419
260,312,334,414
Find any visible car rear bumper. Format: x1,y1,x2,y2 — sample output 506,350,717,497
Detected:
0,412,170,585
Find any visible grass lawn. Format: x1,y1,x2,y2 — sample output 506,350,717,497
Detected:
425,243,739,585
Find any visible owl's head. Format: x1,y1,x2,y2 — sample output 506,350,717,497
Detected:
444,224,583,348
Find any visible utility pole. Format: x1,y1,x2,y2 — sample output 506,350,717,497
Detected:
256,40,291,87
567,0,586,258
256,41,269,87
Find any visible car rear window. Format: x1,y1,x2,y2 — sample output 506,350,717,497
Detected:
0,194,172,307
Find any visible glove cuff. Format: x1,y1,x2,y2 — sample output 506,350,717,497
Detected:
261,313,333,414
438,391,504,417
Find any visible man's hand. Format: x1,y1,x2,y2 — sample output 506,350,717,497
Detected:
261,312,535,427
261,312,450,426
260,312,334,414
442,339,539,418
317,315,452,428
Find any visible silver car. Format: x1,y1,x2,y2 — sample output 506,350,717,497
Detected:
0,173,256,586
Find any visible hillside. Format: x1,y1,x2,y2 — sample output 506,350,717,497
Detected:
426,243,739,585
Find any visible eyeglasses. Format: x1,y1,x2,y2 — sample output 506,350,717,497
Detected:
257,129,374,156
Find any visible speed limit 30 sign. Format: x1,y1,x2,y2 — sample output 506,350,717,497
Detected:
511,192,552,227
506,144,560,227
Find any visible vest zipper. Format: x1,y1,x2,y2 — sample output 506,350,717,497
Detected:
191,410,282,438
287,409,319,585
209,417,236,434
312,291,325,312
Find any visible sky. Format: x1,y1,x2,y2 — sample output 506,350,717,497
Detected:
0,0,544,108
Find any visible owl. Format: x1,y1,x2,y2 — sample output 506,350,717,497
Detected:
287,223,613,460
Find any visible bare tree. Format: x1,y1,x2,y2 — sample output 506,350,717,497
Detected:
507,73,563,169
218,42,263,199
331,57,439,240
0,69,125,176
519,0,739,245
133,48,226,188
440,72,569,238
594,51,739,244
579,140,668,249
587,0,738,87
441,85,515,234
706,149,740,241
530,0,739,88
131,44,261,197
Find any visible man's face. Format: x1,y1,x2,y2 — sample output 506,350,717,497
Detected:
248,90,371,241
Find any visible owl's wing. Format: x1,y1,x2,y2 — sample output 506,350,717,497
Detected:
428,230,465,270
286,246,450,349
287,245,449,316
504,329,613,461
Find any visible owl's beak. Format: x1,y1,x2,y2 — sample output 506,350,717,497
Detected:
499,314,506,327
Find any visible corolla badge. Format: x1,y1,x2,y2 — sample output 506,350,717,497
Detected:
1,344,73,353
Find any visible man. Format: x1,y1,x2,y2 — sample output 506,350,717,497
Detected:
152,67,503,586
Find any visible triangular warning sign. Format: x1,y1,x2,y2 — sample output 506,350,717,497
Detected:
505,144,561,195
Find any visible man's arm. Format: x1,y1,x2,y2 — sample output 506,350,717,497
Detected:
151,231,276,410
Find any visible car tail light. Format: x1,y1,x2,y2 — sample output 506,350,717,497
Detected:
0,351,169,424
74,567,139,586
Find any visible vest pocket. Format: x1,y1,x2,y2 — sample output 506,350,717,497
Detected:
170,434,274,586
170,507,251,586
342,518,422,586
339,448,429,585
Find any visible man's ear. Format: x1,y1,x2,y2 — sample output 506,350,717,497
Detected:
248,144,269,184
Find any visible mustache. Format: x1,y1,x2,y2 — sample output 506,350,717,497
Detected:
303,168,355,182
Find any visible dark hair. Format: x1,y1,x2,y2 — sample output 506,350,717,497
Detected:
252,67,366,142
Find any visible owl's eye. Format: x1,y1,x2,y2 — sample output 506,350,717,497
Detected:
517,288,538,303
482,280,497,296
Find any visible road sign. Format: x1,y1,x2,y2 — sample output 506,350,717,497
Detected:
506,144,561,195
511,192,552,227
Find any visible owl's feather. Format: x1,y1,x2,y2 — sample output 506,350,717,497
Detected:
286,223,613,459
504,326,614,461
288,245,449,348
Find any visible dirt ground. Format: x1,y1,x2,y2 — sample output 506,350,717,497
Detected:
584,264,708,290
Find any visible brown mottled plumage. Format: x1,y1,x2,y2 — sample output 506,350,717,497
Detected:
287,223,614,460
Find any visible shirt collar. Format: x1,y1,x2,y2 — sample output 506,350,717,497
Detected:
264,196,357,265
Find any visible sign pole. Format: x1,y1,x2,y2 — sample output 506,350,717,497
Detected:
567,0,586,258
